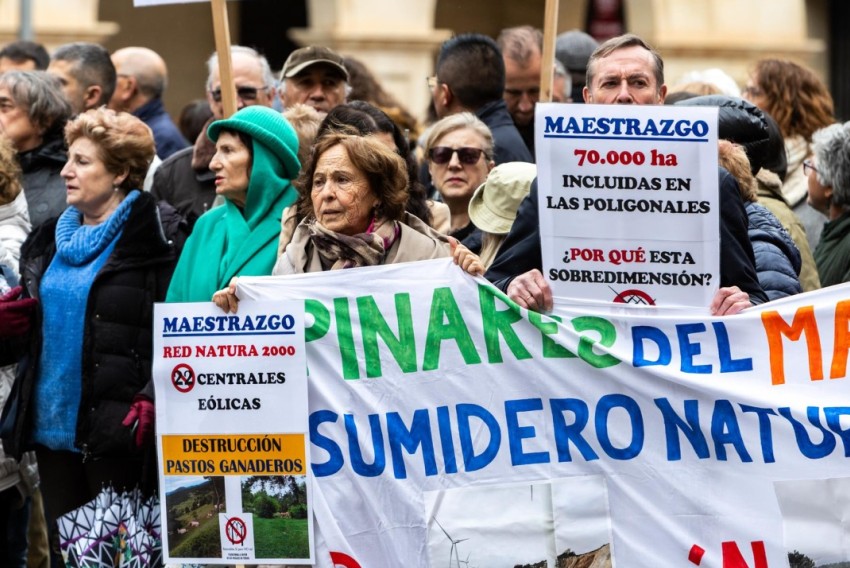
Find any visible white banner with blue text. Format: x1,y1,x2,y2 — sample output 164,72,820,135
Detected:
237,259,850,568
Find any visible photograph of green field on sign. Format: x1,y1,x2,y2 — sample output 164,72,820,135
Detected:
241,476,310,559
166,476,227,558
163,474,309,560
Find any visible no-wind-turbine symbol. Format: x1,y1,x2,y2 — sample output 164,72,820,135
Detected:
433,516,469,568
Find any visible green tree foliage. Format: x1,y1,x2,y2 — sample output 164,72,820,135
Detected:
288,503,308,519
788,550,815,568
203,476,226,511
255,493,278,519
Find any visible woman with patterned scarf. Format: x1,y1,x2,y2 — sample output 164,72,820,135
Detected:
212,131,483,313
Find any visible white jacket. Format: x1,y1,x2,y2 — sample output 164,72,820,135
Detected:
0,191,33,493
0,191,31,277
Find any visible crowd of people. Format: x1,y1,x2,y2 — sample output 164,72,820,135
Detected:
0,23,845,567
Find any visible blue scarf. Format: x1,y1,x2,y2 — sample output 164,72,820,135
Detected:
31,191,139,451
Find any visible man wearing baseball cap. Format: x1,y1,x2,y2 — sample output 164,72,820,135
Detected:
279,45,349,114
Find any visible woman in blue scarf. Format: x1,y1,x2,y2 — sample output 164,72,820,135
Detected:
5,107,184,564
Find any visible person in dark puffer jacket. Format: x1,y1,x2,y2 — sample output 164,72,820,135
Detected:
746,201,802,299
718,139,802,299
1,108,186,566
674,94,819,293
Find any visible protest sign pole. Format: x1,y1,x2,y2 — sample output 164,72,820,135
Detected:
210,0,238,117
539,0,559,103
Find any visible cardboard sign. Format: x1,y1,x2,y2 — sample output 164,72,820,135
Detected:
153,301,313,565
535,103,720,308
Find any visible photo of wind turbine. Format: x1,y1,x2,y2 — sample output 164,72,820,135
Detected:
424,475,611,567
433,516,469,568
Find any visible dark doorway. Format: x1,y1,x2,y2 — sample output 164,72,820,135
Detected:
238,0,308,72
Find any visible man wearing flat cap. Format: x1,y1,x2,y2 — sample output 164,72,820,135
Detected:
279,45,349,115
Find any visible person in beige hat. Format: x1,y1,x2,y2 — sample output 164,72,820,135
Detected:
279,46,349,115
468,161,536,267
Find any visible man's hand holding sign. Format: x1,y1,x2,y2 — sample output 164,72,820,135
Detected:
486,34,766,314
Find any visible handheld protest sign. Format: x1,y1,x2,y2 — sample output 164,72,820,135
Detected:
153,301,313,565
534,102,720,308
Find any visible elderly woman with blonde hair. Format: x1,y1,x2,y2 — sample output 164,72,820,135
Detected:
423,112,495,241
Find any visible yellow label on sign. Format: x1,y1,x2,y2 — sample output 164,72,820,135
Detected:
161,434,306,476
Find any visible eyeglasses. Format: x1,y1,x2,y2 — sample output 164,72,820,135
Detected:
428,146,484,165
426,76,439,90
209,86,268,103
803,159,819,177
742,85,763,98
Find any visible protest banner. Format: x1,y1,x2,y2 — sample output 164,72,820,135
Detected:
153,301,313,565
535,103,720,308
232,258,850,567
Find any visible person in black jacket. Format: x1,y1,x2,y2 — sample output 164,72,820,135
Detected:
0,71,72,228
671,95,804,300
717,139,802,300
485,34,767,315
429,33,532,166
3,107,185,564
108,47,190,160
151,45,275,227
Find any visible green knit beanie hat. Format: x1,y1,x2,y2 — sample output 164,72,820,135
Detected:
207,106,301,179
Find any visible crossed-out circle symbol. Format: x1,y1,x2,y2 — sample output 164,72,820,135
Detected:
171,363,195,393
225,517,247,545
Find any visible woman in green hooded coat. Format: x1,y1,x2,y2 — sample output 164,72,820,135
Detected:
166,105,301,302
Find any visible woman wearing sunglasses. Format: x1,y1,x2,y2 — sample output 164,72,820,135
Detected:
424,112,495,241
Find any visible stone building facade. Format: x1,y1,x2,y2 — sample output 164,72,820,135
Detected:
0,0,837,123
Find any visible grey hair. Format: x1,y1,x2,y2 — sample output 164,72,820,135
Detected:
553,59,572,100
0,71,72,135
423,111,494,161
812,121,850,206
205,45,274,91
